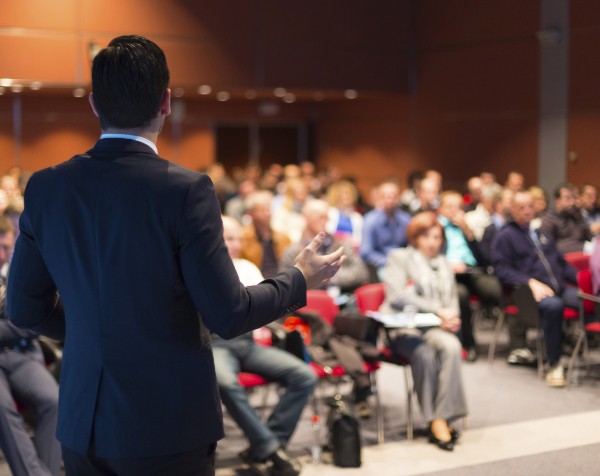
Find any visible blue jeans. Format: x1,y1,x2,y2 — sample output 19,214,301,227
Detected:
538,286,579,365
212,336,316,460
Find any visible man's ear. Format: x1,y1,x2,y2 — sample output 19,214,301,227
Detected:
160,89,171,117
88,93,100,118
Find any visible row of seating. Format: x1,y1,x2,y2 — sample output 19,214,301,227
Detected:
238,285,414,445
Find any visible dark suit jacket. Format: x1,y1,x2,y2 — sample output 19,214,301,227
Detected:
6,139,306,458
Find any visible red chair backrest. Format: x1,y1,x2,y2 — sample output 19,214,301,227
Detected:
301,290,340,325
577,269,596,316
564,251,590,271
354,283,386,314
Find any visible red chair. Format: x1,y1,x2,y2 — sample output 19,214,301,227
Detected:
566,270,600,385
237,327,276,415
299,290,385,444
354,283,415,440
564,251,590,271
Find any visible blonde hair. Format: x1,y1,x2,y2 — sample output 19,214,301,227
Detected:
326,180,358,207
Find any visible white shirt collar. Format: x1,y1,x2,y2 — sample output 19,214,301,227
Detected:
100,133,158,154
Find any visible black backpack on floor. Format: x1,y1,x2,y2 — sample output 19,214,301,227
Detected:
327,397,362,468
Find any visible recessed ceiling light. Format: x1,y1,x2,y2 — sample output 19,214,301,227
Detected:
11,84,24,93
244,90,257,100
197,85,212,95
72,87,86,98
283,93,296,104
273,87,286,98
173,87,185,97
344,89,358,99
216,91,230,102
30,81,42,91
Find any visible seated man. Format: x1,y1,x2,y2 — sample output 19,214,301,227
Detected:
541,183,591,255
0,215,61,475
213,216,317,476
279,199,369,295
360,180,411,279
492,191,578,388
240,190,291,279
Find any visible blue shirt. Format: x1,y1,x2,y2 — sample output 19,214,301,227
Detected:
438,216,477,266
360,208,411,268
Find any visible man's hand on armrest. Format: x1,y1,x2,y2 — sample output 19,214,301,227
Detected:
293,232,346,289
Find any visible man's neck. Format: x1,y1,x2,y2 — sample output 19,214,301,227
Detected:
102,127,158,145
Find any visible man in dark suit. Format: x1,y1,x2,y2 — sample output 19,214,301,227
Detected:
6,35,344,476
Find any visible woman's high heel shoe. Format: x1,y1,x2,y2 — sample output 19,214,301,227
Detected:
428,430,454,451
428,422,455,452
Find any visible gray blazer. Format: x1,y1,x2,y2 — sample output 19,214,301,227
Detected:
379,247,459,315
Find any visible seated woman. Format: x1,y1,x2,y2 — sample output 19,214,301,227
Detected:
379,211,468,451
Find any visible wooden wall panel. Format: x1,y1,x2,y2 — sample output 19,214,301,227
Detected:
415,0,540,187
0,36,80,82
567,0,600,187
1,0,78,29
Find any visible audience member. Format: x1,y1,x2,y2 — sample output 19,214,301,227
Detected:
463,176,483,212
408,177,440,215
399,170,424,213
492,191,578,387
325,180,364,249
480,171,498,187
579,183,600,237
272,177,310,243
360,181,411,278
280,200,369,294
465,183,502,241
504,171,525,192
0,215,61,475
529,185,548,230
591,241,600,296
224,179,257,224
541,183,591,255
380,212,467,452
214,216,315,476
479,188,514,268
240,190,291,278
437,191,503,361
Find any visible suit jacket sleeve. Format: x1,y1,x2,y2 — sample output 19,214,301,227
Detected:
177,174,306,339
7,185,66,340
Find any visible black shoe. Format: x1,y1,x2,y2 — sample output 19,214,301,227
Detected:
449,427,460,443
428,428,454,452
269,448,302,476
238,449,273,476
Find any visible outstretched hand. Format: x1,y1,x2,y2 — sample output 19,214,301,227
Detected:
293,233,346,289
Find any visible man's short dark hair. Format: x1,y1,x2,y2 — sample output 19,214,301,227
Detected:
553,182,576,200
91,35,170,129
